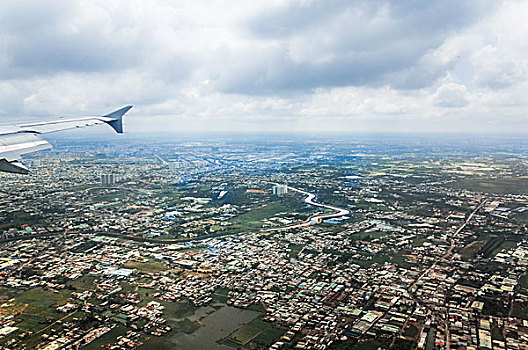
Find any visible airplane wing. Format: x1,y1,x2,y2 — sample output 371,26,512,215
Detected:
0,105,132,174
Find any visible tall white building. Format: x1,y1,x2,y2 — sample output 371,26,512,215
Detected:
101,174,117,186
272,184,288,195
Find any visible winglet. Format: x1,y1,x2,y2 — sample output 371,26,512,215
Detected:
102,105,133,134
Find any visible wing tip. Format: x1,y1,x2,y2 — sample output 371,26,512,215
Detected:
104,105,133,134
0,159,29,174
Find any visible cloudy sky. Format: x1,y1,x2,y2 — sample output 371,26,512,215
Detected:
0,0,527,133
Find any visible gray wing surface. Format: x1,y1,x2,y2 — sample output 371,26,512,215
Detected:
0,105,132,174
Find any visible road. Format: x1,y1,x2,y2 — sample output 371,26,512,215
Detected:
34,310,78,335
407,200,486,350
409,200,485,290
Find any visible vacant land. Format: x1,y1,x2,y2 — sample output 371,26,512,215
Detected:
232,197,316,232
453,177,528,195
460,240,488,260
124,259,168,274
67,275,98,290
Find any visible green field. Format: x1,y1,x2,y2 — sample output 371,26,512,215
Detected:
411,235,427,247
228,190,319,232
232,201,299,231
452,177,528,195
491,326,505,341
288,244,305,258
389,253,417,269
68,275,98,290
351,230,390,241
83,325,128,350
162,300,197,320
403,324,419,338
175,318,200,334
221,316,285,348
492,240,518,256
0,209,46,229
123,259,168,274
519,273,528,293
139,339,176,350
3,287,78,348
15,288,71,317
15,314,43,333
330,339,386,350
212,288,231,304
227,327,261,345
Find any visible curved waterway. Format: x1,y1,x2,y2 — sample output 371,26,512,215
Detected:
270,185,350,231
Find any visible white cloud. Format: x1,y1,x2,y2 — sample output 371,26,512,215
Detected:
433,83,470,108
0,0,528,133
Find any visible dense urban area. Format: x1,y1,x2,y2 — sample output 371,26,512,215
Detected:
1,134,527,350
